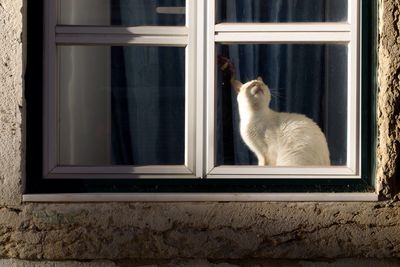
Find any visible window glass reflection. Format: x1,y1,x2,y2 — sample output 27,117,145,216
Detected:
58,0,185,26
58,46,185,166
216,0,348,23
216,44,348,166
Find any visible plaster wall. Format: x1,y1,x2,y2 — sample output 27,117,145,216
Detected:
0,0,400,263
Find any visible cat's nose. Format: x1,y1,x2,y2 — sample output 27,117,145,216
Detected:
250,86,264,96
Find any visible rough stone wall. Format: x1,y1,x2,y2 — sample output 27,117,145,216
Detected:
0,0,23,207
0,0,400,262
1,202,400,260
377,0,400,198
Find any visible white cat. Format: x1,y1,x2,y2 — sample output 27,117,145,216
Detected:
232,77,330,166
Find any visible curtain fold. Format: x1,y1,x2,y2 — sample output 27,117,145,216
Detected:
111,0,185,165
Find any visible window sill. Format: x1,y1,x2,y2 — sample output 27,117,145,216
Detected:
23,192,378,202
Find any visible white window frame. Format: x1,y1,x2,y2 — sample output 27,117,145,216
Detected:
42,0,362,180
43,0,202,179
205,0,361,179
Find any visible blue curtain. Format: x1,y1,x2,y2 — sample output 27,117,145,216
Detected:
110,0,348,166
111,0,185,165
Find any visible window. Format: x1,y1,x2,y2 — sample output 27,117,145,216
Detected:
208,1,356,178
25,0,377,195
42,0,197,179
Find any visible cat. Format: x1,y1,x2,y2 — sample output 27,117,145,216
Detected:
232,77,330,166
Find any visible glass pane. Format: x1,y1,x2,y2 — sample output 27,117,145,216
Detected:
216,0,348,23
58,0,185,26
58,46,185,166
216,44,347,166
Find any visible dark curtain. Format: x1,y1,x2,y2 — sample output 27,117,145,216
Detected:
111,0,185,165
110,0,348,166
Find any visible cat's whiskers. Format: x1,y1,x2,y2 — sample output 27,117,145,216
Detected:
268,88,285,101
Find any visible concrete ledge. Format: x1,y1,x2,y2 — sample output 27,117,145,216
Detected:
22,193,379,203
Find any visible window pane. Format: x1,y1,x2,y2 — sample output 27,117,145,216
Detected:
216,0,347,23
58,0,185,26
216,44,347,166
58,46,185,166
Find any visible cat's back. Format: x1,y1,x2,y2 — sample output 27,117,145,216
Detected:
272,112,330,166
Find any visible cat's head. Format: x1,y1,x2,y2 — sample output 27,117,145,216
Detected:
232,77,271,109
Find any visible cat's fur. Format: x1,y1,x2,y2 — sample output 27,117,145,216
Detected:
233,77,330,166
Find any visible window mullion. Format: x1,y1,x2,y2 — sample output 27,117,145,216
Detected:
205,0,216,174
55,34,188,46
43,0,58,176
47,165,195,179
185,0,197,175
215,22,352,32
56,26,189,35
214,32,351,43
54,26,189,46
348,0,361,174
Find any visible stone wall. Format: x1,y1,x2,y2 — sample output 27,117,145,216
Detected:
1,202,400,260
377,0,400,198
0,0,400,263
0,0,24,207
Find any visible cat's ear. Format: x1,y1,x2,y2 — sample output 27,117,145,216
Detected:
257,76,264,83
231,80,243,94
